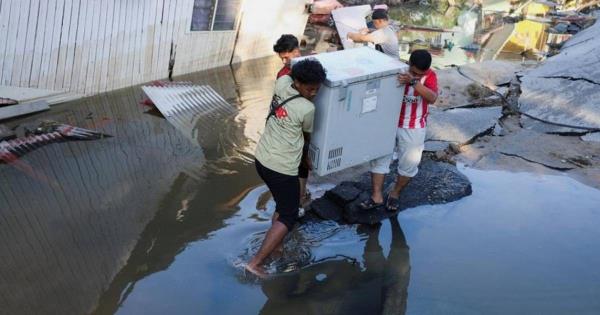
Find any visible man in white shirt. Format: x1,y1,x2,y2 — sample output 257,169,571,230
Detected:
347,9,399,59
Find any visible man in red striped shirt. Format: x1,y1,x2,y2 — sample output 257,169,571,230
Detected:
360,49,438,211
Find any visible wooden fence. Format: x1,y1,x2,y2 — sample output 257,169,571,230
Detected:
0,0,308,97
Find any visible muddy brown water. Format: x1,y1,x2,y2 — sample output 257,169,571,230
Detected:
2,54,600,315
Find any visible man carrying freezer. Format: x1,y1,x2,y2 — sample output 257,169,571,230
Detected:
360,50,438,211
246,59,327,277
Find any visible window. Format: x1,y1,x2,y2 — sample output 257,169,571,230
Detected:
191,0,242,31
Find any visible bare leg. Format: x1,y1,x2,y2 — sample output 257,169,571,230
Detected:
389,175,411,199
270,212,284,253
246,221,289,278
371,173,386,204
299,177,307,200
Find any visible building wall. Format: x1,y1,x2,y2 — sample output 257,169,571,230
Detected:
0,0,308,96
232,0,308,63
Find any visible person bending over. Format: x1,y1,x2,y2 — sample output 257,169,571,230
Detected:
273,34,312,207
247,59,327,277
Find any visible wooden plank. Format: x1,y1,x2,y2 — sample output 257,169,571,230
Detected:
162,0,178,78
0,0,12,80
28,0,46,88
84,0,102,94
153,0,167,80
170,0,184,75
106,0,122,91
10,0,30,86
73,0,90,93
76,0,94,93
144,0,160,81
54,0,72,90
93,0,109,92
101,1,119,91
98,0,114,92
38,0,58,89
150,0,164,80
1,1,18,85
69,0,87,93
140,0,156,82
111,0,127,90
45,0,66,90
131,0,144,86
0,100,49,120
119,0,133,89
61,0,79,90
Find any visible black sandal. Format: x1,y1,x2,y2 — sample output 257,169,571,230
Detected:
359,198,384,210
386,195,400,212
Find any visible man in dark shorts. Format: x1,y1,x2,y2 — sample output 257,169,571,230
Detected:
246,59,326,277
273,34,311,207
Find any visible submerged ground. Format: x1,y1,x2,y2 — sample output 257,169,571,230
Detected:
1,54,600,314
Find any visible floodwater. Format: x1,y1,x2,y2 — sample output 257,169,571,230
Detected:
100,166,600,315
2,44,600,315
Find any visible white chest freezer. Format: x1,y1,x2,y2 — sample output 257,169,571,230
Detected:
292,47,409,176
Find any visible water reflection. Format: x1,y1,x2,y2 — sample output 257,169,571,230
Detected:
0,56,280,315
258,217,410,315
91,57,280,314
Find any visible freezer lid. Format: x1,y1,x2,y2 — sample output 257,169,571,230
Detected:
291,47,409,87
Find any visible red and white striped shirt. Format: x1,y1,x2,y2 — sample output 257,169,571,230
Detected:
398,69,438,129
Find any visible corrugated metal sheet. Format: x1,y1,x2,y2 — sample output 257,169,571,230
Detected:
142,84,234,144
0,124,109,164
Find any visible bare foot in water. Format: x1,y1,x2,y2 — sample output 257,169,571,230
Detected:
274,243,284,254
245,263,268,279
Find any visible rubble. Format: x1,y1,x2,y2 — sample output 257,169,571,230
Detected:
425,106,503,150
519,19,600,130
309,158,472,225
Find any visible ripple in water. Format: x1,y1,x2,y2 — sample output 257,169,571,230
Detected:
232,220,361,279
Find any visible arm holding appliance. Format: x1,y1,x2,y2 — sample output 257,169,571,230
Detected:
397,72,438,104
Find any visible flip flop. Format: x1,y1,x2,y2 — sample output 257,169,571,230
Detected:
358,197,384,210
386,195,400,212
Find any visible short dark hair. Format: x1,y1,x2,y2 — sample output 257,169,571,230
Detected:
273,34,299,53
291,59,326,85
409,49,432,71
371,9,388,20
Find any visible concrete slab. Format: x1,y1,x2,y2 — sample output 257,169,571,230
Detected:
435,68,473,109
0,100,50,121
459,60,528,87
519,76,600,130
521,115,591,134
581,132,600,142
426,106,503,144
519,20,600,130
473,129,600,171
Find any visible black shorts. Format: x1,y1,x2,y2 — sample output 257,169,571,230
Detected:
298,147,310,179
255,159,300,231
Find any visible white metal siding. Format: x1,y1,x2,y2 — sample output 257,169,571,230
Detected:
0,0,239,96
